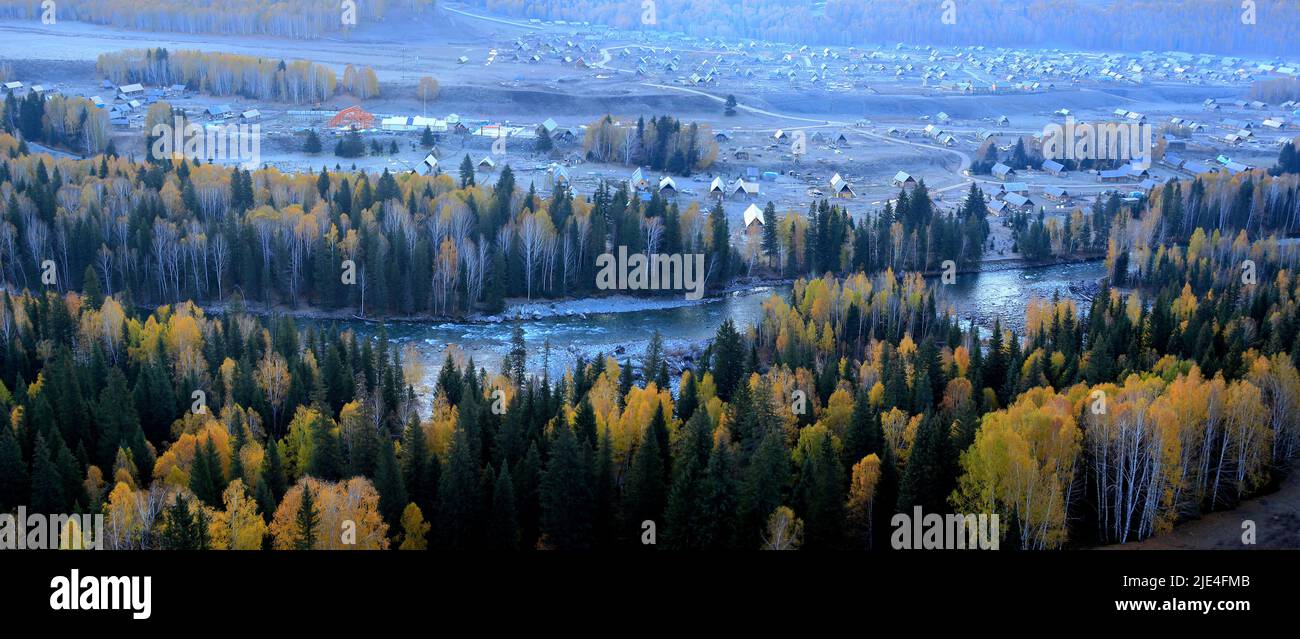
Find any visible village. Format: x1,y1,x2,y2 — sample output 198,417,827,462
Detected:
1,3,1298,264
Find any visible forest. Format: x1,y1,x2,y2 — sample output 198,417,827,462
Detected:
582,115,718,175
1,227,1297,549
0,0,419,39
970,134,1170,178
97,48,380,104
3,91,111,156
1,124,1300,549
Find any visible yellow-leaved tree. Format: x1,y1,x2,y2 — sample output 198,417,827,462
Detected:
953,386,1080,549
152,422,231,490
845,454,881,549
270,477,388,550
398,503,430,550
210,479,266,550
612,383,675,466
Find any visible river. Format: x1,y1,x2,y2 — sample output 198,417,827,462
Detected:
326,260,1106,401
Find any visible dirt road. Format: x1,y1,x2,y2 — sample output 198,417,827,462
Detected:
1103,463,1300,550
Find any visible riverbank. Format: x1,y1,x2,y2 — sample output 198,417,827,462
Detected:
159,257,1101,326
478,283,785,322
967,253,1106,275
175,282,788,325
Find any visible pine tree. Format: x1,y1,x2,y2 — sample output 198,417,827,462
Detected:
437,426,481,549
306,413,344,481
726,378,759,458
459,154,475,188
133,357,176,446
984,319,1007,404
882,350,909,412
514,442,542,548
189,437,219,507
621,420,666,544
344,409,378,478
436,353,463,406
708,201,731,286
484,246,506,313
316,166,331,199
94,369,139,471
0,418,29,512
82,265,103,309
255,474,276,521
535,126,553,152
401,417,436,518
334,130,364,158
52,436,83,511
967,320,985,392
711,319,744,401
261,437,287,503
303,129,322,154
617,357,634,405
488,462,520,550
794,429,845,549
30,435,65,513
761,202,779,268
663,411,713,549
700,440,740,549
911,365,933,414
871,447,901,550
648,404,671,483
1010,138,1028,169
843,391,882,467
678,372,698,421
573,397,598,450
374,438,408,530
539,423,592,550
592,430,617,547
229,424,247,485
643,331,668,390
741,426,790,548
896,413,956,515
506,322,527,385
294,482,320,550
160,493,211,550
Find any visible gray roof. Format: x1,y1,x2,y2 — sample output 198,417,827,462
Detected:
1004,193,1032,207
